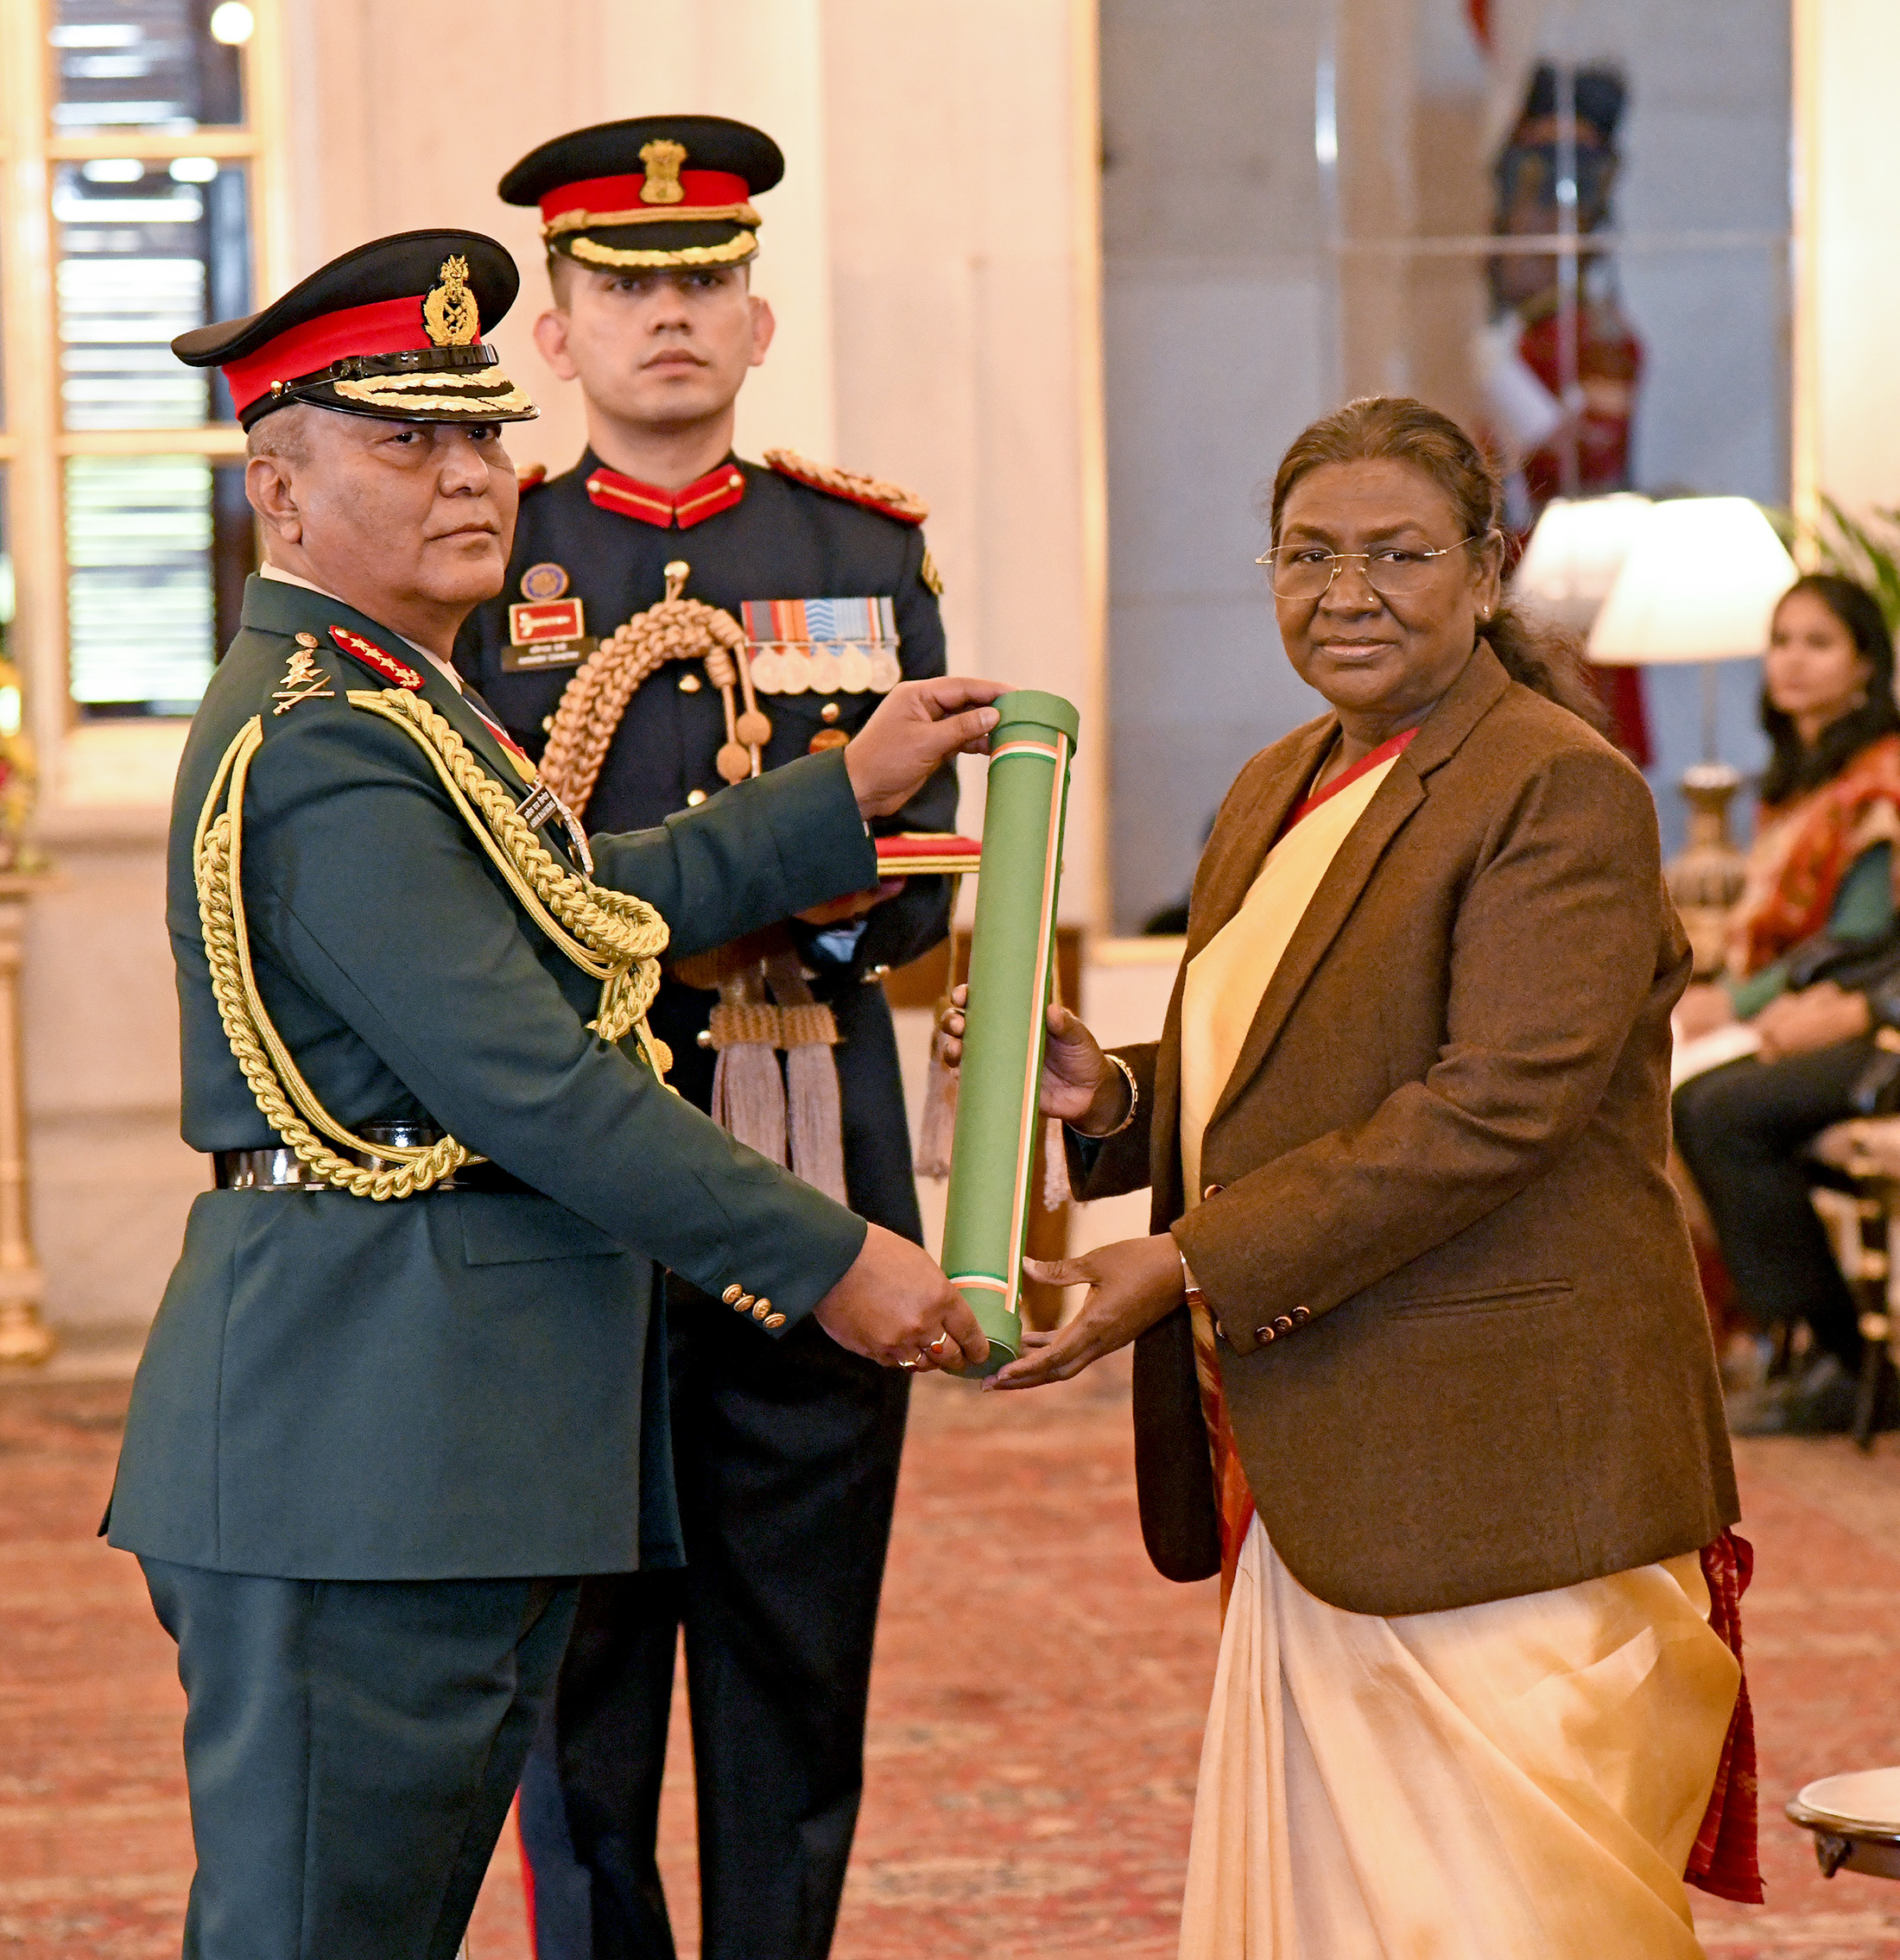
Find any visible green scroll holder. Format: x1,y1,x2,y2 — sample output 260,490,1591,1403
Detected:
940,689,1080,1378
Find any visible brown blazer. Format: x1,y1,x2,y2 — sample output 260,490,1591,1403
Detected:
1083,643,1738,1616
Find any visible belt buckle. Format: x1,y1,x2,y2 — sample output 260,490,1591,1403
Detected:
220,1147,307,1191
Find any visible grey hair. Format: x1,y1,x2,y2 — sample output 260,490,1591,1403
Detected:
245,402,316,471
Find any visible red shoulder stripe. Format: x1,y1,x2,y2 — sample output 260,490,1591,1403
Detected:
328,625,423,691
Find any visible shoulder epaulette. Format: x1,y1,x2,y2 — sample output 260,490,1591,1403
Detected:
516,463,548,493
763,448,928,526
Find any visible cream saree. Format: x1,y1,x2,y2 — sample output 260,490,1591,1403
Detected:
1175,734,1740,1958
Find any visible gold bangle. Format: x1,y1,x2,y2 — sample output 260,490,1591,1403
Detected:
1070,1051,1138,1140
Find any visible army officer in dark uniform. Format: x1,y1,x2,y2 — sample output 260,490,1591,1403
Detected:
456,119,953,1960
106,229,998,1960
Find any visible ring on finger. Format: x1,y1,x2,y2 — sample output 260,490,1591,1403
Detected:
927,1331,954,1356
897,1357,918,1371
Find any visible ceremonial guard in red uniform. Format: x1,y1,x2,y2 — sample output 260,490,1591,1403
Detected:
455,117,955,1960
1488,62,1650,759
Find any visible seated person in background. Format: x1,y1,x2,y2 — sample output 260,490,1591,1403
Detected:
1675,572,1900,1434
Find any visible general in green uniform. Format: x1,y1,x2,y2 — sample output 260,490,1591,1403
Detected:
103,229,993,1960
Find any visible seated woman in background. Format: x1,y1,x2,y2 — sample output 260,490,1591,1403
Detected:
1674,573,1900,1435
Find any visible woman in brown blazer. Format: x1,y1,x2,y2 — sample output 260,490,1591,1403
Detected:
947,400,1751,1955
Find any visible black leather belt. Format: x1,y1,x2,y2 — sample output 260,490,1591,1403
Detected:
212,1121,532,1195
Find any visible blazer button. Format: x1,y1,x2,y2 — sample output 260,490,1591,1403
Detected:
1253,1324,1276,1344
1290,1306,1312,1325
1204,1183,1224,1200
733,1293,755,1313
721,1284,744,1306
763,1312,787,1330
751,1300,772,1321
1272,1315,1295,1337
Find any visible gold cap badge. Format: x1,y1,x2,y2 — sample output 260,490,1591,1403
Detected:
422,255,479,347
638,138,688,205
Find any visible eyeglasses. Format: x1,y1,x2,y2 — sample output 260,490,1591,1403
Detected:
1256,535,1482,602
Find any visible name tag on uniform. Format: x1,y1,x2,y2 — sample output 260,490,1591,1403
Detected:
741,597,901,696
504,597,597,671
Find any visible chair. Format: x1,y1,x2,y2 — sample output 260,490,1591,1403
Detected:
1804,1119,1900,1447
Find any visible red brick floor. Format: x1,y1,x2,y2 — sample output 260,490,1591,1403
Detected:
3,1362,1899,1957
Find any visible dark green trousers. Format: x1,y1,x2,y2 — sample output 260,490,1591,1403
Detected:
141,1557,580,1959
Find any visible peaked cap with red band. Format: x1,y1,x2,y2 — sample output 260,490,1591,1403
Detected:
499,116,783,272
172,229,538,430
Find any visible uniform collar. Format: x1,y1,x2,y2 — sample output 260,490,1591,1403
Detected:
582,452,747,529
259,563,465,693
238,574,578,865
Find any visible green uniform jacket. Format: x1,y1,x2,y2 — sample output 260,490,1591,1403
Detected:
106,575,873,1581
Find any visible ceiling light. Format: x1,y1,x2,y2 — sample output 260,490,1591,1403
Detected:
208,2,254,46
80,158,144,183
169,157,218,183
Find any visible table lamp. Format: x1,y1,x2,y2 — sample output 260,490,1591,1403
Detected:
1586,496,1798,975
1515,492,1653,632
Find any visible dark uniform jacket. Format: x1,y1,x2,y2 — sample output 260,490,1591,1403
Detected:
456,452,953,1236
107,575,874,1582
1085,645,1739,1617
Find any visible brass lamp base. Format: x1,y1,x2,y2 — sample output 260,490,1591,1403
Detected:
0,1295,54,1366
0,874,60,1368
1669,762,1747,980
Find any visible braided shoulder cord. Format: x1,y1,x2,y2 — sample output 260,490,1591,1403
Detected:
538,564,763,820
192,688,674,1202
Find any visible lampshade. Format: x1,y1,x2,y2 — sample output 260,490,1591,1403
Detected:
1514,493,1653,632
1586,496,1798,667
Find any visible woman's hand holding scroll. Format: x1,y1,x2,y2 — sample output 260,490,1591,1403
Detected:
939,985,1176,1388
939,987,1127,1134
984,1236,1187,1391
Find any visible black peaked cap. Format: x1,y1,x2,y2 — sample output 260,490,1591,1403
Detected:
172,230,534,427
174,230,521,367
498,117,784,208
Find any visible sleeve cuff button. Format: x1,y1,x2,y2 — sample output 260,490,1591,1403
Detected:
721,1284,744,1306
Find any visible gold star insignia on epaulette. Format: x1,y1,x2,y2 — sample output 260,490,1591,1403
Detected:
272,633,335,715
920,547,944,597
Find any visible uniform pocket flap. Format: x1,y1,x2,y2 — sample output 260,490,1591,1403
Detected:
1386,1280,1574,1319
459,1193,625,1266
